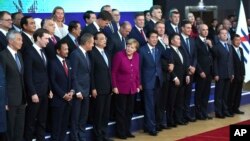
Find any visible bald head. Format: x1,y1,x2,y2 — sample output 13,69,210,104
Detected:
198,24,209,37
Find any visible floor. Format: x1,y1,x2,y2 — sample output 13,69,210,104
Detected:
113,104,250,141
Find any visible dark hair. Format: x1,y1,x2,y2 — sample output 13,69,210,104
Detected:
231,34,240,41
55,39,68,51
100,5,111,12
97,11,113,21
11,12,22,20
20,15,33,29
154,20,165,28
181,19,192,27
0,11,11,19
41,18,53,28
144,10,150,16
146,30,158,38
33,28,50,42
79,33,93,45
68,20,80,32
134,12,144,19
169,32,180,43
83,10,95,22
94,31,105,40
169,11,180,18
52,6,65,22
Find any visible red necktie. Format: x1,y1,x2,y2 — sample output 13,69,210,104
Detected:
140,29,146,41
51,36,57,44
62,60,68,76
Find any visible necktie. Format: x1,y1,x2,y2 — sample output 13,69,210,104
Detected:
40,49,46,66
75,39,79,47
140,29,146,41
51,36,57,44
186,38,190,53
175,27,179,33
101,50,109,66
151,48,156,62
176,48,183,64
121,37,126,49
15,53,21,72
204,39,209,51
224,43,229,52
109,23,114,33
237,49,241,60
62,60,68,76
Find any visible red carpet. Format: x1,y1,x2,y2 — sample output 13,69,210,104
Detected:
177,120,250,141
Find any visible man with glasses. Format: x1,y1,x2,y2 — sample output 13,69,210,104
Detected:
0,11,12,51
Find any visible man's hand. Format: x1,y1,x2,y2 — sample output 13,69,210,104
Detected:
32,94,39,103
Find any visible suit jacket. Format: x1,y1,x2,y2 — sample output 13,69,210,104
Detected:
90,47,112,94
0,49,26,106
61,34,77,55
144,20,155,35
81,23,98,36
102,21,118,39
128,26,147,47
169,46,188,84
70,48,91,97
111,50,140,94
139,44,163,89
180,35,197,68
23,46,50,97
232,47,245,81
20,32,33,54
0,64,7,132
0,31,8,51
195,37,214,75
213,42,234,79
107,31,126,57
165,21,180,36
44,35,60,60
49,57,73,107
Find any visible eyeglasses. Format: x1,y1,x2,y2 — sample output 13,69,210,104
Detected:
0,19,12,22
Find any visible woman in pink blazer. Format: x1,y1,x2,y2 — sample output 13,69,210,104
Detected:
112,38,140,139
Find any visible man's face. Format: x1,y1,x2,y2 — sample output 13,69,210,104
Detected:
24,18,36,33
147,33,158,46
155,23,165,36
73,23,82,37
135,15,145,28
182,23,192,36
37,33,50,48
152,9,162,21
57,43,69,58
9,33,23,51
0,13,12,30
199,24,209,37
94,33,107,48
170,13,180,25
120,24,132,38
44,20,55,35
232,37,241,47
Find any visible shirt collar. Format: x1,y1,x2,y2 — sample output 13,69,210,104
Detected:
135,25,143,31
0,28,8,36
95,46,104,53
93,21,101,31
181,33,189,39
147,43,155,50
79,46,87,54
68,33,76,42
56,55,65,64
7,46,17,58
199,36,206,42
23,31,33,40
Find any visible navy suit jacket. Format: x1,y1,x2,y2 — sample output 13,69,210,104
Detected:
44,35,60,60
49,57,73,107
144,20,155,35
70,48,91,97
128,26,147,47
102,21,118,39
0,31,8,51
61,34,77,55
165,21,180,36
107,31,126,57
139,44,163,89
81,23,98,36
213,42,234,79
24,47,50,97
232,47,245,81
180,35,197,68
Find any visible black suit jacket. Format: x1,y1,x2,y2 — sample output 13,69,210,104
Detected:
107,31,126,57
165,21,180,36
20,32,33,54
232,47,245,81
90,47,112,94
49,57,73,107
44,35,60,60
144,20,155,35
128,26,147,47
0,49,26,106
23,46,50,97
195,37,214,75
70,48,91,97
0,31,8,51
81,23,98,36
61,34,77,55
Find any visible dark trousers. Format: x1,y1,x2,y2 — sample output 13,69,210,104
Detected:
92,94,111,141
24,96,48,141
214,78,230,115
50,103,71,141
115,94,135,137
70,97,89,141
167,82,184,124
0,132,7,141
183,76,193,118
194,75,212,117
7,104,26,141
228,79,243,113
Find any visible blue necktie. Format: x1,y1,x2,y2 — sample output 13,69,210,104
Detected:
84,52,90,69
15,53,21,72
186,38,190,53
175,27,179,33
40,49,46,66
224,43,229,52
237,49,241,60
151,48,156,62
101,50,109,66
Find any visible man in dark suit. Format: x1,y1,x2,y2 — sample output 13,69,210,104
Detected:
61,21,81,55
107,21,132,57
83,10,96,27
208,19,218,45
128,12,147,47
81,11,113,37
20,16,36,54
69,33,94,141
91,32,113,141
0,11,12,51
139,31,165,136
180,20,197,123
23,28,52,141
168,33,189,127
165,11,180,36
144,5,162,35
0,30,26,141
154,21,174,130
194,24,214,120
49,40,74,141
0,62,7,141
41,18,60,60
11,12,23,32
228,34,245,115
213,28,234,118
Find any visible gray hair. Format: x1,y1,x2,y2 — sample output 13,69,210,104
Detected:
79,33,93,45
6,30,21,41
